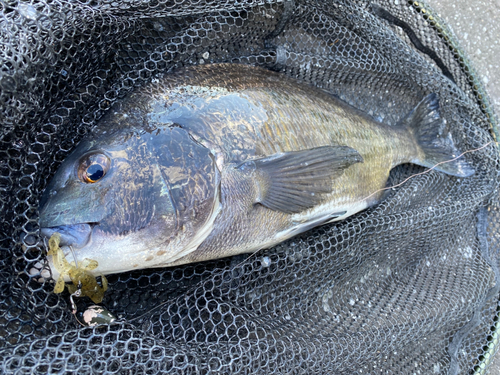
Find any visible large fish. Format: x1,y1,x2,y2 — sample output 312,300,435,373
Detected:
39,64,473,279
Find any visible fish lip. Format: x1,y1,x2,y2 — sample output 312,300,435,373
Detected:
40,223,96,250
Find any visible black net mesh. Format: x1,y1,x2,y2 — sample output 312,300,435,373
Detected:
1,0,499,373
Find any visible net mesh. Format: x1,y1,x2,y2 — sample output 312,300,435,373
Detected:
1,0,499,373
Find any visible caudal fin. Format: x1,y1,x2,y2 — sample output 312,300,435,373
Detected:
400,93,475,177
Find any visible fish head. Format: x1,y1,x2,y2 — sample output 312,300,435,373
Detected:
39,108,221,279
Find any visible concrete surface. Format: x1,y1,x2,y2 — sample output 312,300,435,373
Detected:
428,0,500,115
426,1,500,373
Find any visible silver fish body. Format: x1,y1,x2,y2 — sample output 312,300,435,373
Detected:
39,64,473,278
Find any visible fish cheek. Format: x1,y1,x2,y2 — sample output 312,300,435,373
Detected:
97,145,160,236
91,125,221,263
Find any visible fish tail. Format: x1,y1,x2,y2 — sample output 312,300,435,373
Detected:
401,93,475,177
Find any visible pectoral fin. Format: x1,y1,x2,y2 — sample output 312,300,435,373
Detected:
238,146,363,214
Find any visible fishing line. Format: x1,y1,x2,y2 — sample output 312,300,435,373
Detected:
128,140,494,323
361,141,493,202
68,245,79,269
235,140,495,267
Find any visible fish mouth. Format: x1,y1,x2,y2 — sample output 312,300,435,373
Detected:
36,223,96,281
40,223,95,250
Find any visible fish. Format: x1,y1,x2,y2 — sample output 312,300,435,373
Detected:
38,63,474,280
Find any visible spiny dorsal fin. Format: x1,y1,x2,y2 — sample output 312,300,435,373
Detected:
238,146,363,214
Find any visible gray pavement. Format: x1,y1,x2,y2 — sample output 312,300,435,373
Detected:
428,0,500,115
425,1,500,373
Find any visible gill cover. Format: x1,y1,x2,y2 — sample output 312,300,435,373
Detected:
148,125,222,264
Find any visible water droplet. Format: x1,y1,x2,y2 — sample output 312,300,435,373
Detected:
322,290,333,312
153,22,164,31
261,256,271,268
18,3,38,20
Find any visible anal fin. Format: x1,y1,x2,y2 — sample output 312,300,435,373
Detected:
279,211,347,240
292,211,347,233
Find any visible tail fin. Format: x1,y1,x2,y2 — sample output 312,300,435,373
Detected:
400,93,475,177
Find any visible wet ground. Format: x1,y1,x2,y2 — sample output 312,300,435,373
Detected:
430,0,500,113
426,0,500,373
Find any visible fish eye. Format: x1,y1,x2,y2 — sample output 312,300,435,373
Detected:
78,153,111,184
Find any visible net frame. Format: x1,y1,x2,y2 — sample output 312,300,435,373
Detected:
0,0,499,374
